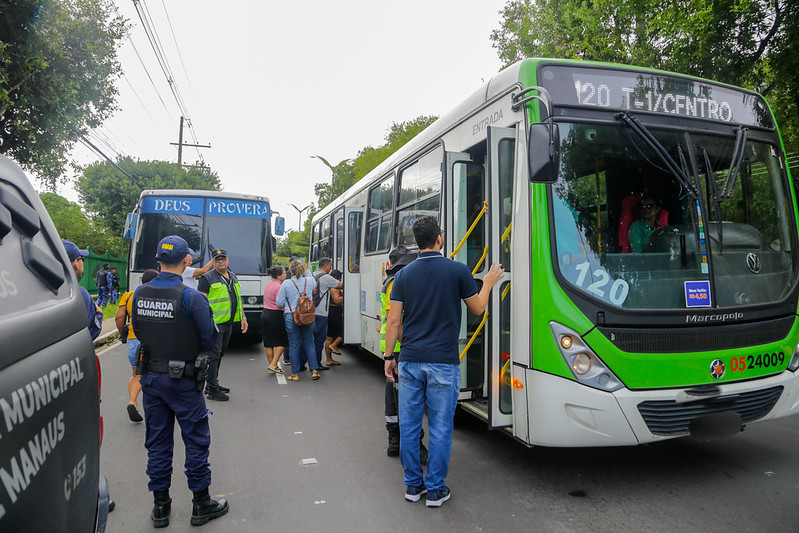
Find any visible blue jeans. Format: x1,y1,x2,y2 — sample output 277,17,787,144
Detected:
284,314,318,374
398,362,460,492
313,316,328,365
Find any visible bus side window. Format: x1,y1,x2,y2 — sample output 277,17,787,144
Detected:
348,211,362,272
396,147,443,247
365,175,394,253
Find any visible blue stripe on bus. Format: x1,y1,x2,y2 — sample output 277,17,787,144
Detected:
140,197,204,215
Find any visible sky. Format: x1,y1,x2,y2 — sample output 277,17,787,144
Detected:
57,0,510,233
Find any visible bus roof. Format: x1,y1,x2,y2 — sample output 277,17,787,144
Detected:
311,57,773,222
138,189,271,204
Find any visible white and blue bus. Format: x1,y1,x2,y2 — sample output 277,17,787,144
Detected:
124,189,285,335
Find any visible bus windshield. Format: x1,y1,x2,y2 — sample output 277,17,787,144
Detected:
551,122,798,310
205,216,271,274
132,212,203,271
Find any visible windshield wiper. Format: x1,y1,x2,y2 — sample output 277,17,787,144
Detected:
616,112,699,198
703,147,724,251
716,125,749,201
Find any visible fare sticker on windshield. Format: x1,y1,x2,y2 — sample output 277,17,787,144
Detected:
685,281,712,308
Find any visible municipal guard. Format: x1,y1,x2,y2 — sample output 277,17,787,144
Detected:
132,235,229,527
96,262,110,308
108,266,120,304
198,248,247,401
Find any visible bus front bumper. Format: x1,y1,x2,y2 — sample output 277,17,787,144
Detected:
519,368,799,447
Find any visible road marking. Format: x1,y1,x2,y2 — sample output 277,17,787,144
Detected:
294,431,302,434
276,374,287,385
301,458,318,465
314,500,326,505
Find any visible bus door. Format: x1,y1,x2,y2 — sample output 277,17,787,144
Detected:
486,126,515,428
343,207,363,344
333,208,345,272
447,151,488,406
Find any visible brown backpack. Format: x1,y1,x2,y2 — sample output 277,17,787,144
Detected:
287,279,316,326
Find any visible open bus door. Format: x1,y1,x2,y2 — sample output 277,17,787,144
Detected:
343,207,362,344
486,126,515,428
448,127,516,429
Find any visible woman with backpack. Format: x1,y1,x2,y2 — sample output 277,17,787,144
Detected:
276,259,320,381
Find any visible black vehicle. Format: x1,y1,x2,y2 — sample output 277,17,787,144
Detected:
0,156,109,531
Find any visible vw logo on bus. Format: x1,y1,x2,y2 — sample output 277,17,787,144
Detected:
746,252,761,274
710,359,725,379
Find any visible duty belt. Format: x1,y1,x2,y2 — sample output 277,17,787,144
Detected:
148,360,198,378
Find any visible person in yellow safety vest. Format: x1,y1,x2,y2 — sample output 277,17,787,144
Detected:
380,245,426,463
198,249,248,401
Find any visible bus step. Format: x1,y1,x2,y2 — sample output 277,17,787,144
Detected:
459,400,489,420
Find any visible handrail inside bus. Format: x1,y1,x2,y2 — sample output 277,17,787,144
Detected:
459,311,489,362
501,222,512,244
450,201,487,259
472,247,488,275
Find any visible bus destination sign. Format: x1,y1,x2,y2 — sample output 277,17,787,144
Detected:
140,196,270,218
539,65,773,128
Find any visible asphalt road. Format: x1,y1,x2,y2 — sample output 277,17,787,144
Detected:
97,340,799,532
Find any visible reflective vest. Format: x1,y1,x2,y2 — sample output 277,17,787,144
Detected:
204,270,243,324
380,276,400,353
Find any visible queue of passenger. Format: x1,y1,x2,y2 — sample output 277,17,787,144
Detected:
61,213,505,525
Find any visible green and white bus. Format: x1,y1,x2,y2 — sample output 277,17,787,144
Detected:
309,59,799,447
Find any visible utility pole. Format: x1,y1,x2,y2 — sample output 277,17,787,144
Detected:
170,116,211,165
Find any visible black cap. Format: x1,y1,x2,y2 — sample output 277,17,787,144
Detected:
386,245,417,275
211,248,228,259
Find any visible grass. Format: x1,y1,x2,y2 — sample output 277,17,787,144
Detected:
101,302,119,320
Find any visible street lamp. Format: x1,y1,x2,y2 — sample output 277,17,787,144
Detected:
289,203,312,231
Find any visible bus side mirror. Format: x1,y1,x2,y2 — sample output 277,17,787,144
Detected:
528,122,560,183
274,216,285,236
123,213,137,240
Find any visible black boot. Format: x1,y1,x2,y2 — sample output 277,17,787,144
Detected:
387,425,400,457
191,489,229,526
152,490,171,528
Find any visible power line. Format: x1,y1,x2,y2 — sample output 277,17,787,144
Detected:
81,137,143,187
132,0,206,162
160,0,196,102
121,72,162,128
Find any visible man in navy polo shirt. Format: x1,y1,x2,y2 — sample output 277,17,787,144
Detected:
383,215,504,508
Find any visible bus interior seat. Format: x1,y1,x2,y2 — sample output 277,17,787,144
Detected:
618,195,669,253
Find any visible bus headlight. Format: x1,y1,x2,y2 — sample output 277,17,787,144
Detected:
550,322,624,392
572,353,591,375
788,346,799,372
247,296,257,305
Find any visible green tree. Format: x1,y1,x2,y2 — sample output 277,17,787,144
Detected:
303,115,438,255
0,0,125,188
40,192,126,256
490,0,799,151
77,158,221,236
312,115,439,213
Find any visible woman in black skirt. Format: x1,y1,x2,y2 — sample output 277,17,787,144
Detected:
261,266,288,373
325,269,344,365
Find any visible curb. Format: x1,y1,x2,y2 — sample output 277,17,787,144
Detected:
94,330,119,347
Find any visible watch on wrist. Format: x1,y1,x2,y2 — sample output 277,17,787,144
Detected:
383,354,394,361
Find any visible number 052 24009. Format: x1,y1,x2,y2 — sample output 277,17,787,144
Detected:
729,352,785,372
